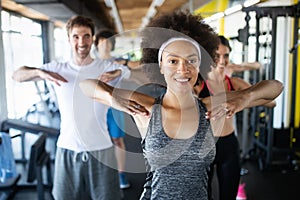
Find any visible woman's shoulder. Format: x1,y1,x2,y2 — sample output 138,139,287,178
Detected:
230,76,251,90
195,96,208,111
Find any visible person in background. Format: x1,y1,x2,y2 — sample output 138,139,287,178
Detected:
217,35,261,200
79,11,283,200
196,35,276,200
12,15,133,200
218,36,261,78
226,61,261,77
94,29,130,189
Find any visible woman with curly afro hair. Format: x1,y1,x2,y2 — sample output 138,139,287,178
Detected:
80,11,283,200
140,11,219,87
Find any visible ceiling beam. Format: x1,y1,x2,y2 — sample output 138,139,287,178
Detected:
3,0,115,30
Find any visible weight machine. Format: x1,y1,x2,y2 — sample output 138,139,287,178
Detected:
240,2,300,170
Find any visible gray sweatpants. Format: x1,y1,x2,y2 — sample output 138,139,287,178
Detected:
52,147,122,200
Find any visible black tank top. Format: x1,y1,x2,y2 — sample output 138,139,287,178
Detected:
140,94,216,199
198,75,235,98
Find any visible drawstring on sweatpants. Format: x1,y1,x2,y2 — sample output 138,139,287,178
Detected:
82,152,89,162
73,151,89,163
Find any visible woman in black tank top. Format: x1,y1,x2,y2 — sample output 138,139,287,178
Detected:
195,36,280,200
80,12,283,200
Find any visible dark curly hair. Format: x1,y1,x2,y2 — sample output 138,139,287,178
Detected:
140,11,220,86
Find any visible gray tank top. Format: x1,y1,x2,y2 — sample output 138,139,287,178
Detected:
141,95,216,200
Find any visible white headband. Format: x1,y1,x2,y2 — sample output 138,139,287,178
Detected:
158,37,201,66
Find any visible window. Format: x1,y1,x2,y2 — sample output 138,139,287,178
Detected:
2,11,43,119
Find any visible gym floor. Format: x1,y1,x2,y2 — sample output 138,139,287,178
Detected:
10,134,300,200
5,113,300,200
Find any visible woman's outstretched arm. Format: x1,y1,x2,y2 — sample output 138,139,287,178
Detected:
203,79,284,120
79,79,154,116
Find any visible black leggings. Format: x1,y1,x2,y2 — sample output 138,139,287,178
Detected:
208,132,241,200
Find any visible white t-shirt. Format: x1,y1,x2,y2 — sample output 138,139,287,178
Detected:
41,59,130,152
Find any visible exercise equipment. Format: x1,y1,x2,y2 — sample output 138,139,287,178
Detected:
0,132,21,200
27,133,52,200
242,2,300,170
0,119,59,199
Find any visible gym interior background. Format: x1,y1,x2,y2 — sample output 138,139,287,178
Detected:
0,0,300,199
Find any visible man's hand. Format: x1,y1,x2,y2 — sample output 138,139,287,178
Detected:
114,59,128,66
39,70,68,86
99,69,121,82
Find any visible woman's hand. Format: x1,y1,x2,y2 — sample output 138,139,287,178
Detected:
112,94,150,117
99,69,121,82
80,78,152,117
203,90,250,120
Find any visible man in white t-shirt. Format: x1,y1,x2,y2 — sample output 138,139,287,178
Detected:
12,15,132,200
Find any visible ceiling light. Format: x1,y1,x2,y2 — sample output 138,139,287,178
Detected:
142,17,150,25
209,12,225,21
140,0,162,28
104,0,123,32
224,4,243,15
141,17,150,28
153,0,165,7
243,0,260,7
104,0,112,7
146,6,157,18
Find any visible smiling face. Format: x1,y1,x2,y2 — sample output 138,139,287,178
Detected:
215,44,230,73
160,40,200,94
68,25,93,62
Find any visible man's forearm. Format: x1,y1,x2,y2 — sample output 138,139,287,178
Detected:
12,66,42,82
